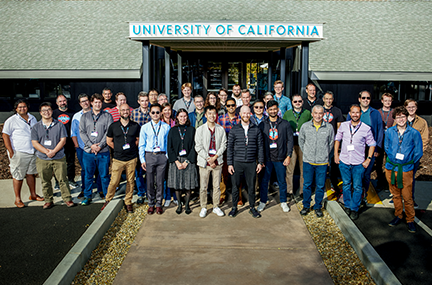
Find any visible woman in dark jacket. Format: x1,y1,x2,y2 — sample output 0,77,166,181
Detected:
167,108,198,214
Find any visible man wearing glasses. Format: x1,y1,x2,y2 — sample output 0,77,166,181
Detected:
348,91,384,201
283,94,312,201
79,93,113,205
404,99,429,208
273,80,292,115
31,102,75,209
218,98,241,206
385,106,423,233
138,103,170,215
250,100,267,126
189,95,207,129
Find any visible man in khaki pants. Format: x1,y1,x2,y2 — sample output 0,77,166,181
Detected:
31,102,75,209
195,106,227,218
282,94,312,201
102,104,140,213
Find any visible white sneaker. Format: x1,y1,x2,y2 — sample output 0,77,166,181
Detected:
164,200,171,207
257,202,266,212
212,207,225,217
173,200,178,206
199,208,207,218
281,202,290,213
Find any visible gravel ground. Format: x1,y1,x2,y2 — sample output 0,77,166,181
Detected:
72,203,149,284
73,200,375,285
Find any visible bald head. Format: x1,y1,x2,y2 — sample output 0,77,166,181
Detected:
240,105,251,124
119,103,131,120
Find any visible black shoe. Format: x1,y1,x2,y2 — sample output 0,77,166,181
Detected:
315,209,324,218
185,206,192,215
300,207,310,216
228,208,238,218
137,196,144,204
344,207,351,216
350,211,359,220
176,205,182,215
249,208,261,219
407,222,416,233
389,217,402,227
77,191,84,199
98,192,105,199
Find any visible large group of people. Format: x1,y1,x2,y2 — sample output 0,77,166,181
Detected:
2,82,428,233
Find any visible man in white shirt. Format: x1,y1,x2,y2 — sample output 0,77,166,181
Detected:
2,100,43,207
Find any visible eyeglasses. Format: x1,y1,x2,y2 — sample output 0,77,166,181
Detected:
395,116,406,120
293,100,303,103
361,97,371,100
226,104,236,107
151,111,160,115
254,106,264,109
41,109,52,113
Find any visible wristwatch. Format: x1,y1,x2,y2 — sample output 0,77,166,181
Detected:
367,156,372,159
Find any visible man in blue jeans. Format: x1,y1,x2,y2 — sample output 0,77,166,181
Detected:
334,105,376,220
79,93,113,205
299,105,334,218
257,100,293,213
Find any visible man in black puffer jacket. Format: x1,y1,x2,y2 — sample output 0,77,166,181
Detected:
227,105,265,218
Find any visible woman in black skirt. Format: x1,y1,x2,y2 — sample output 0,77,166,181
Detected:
167,108,198,214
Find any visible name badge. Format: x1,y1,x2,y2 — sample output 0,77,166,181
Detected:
123,143,130,150
91,131,98,137
347,144,355,151
44,140,52,146
270,143,277,149
396,153,405,160
153,146,161,152
179,149,187,156
294,131,299,136
209,149,217,155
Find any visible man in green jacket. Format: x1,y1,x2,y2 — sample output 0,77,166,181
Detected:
283,94,312,200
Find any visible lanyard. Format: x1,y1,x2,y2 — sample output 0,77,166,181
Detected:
269,120,278,141
183,98,192,111
120,124,129,144
381,108,392,127
408,118,414,127
178,126,187,149
397,129,405,152
197,113,204,125
228,116,237,128
210,127,216,145
293,109,304,130
44,122,53,139
151,121,162,147
92,112,101,131
253,114,263,125
18,114,32,128
349,122,361,144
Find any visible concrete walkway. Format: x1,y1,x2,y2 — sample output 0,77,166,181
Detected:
114,199,333,285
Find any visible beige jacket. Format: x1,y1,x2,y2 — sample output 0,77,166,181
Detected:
194,123,227,168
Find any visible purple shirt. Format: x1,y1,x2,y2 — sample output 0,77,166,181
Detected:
335,121,376,165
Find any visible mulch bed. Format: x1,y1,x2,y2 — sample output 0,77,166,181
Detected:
1,124,431,180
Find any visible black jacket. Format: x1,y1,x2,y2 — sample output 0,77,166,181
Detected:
167,125,197,164
258,117,293,162
227,122,264,165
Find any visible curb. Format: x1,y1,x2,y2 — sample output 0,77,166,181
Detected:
326,201,401,285
43,199,124,285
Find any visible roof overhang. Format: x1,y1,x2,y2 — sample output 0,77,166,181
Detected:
0,69,142,79
311,71,432,82
128,21,324,52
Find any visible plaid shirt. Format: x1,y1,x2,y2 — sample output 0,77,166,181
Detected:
218,113,240,134
131,107,151,126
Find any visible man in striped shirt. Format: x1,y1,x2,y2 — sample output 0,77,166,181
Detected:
108,92,127,122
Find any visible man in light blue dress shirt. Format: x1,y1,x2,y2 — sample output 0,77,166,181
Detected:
138,103,170,215
273,80,292,116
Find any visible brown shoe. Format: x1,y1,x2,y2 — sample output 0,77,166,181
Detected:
65,201,76,207
148,206,155,215
237,200,244,207
126,204,134,213
101,201,109,211
43,202,54,209
156,206,163,215
29,195,44,201
219,197,225,206
14,201,25,208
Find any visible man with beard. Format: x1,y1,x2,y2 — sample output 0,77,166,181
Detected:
302,83,323,112
101,87,116,111
102,104,140,213
334,105,376,220
257,100,293,213
232,84,243,107
227,105,264,218
53,94,78,189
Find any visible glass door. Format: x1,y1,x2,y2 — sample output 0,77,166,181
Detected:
246,61,269,100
